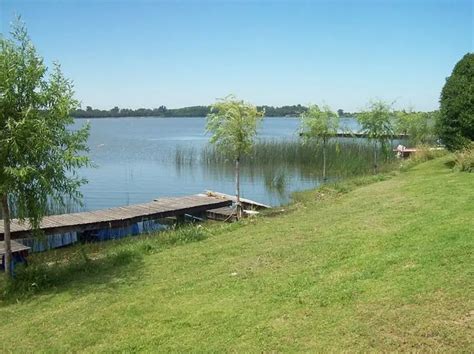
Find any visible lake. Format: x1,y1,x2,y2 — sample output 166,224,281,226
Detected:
73,117,361,211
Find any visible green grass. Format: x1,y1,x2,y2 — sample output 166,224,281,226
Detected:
1,156,473,352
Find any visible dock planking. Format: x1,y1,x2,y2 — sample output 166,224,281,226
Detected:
0,240,30,255
0,195,232,239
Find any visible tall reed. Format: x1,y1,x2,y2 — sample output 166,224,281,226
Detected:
200,139,394,178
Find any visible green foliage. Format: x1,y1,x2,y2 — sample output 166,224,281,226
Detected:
398,145,447,171
438,53,474,150
299,104,340,180
357,100,396,172
257,104,307,117
395,109,437,145
357,100,395,142
452,143,474,172
71,104,308,118
0,20,90,228
300,104,339,143
206,95,264,160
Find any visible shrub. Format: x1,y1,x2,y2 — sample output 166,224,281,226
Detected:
453,145,474,172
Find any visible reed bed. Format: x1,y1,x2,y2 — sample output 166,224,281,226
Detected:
176,139,394,178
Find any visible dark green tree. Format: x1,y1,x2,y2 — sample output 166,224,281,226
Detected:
0,20,90,276
438,53,474,150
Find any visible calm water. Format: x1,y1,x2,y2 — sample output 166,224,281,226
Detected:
73,117,360,210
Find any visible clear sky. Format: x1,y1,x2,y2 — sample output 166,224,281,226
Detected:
1,0,472,111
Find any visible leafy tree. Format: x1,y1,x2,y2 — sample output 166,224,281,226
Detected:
206,95,264,218
300,104,339,181
0,20,90,276
357,100,395,174
395,109,436,146
438,53,474,150
110,106,119,115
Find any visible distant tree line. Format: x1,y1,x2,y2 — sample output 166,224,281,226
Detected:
72,104,360,118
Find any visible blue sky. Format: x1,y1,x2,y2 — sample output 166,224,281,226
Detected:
1,0,472,111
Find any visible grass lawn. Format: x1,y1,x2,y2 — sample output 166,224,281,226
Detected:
0,156,472,352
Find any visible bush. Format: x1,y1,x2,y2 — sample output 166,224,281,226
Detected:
453,145,474,172
412,145,447,162
438,53,474,151
397,145,447,171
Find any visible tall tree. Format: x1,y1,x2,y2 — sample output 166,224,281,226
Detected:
438,53,474,151
206,95,264,218
0,20,90,276
300,104,339,181
357,100,395,174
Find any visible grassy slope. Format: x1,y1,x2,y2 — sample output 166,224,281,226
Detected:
1,157,473,352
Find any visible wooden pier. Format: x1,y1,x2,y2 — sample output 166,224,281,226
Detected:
202,191,270,222
299,132,409,139
0,194,232,240
335,132,409,139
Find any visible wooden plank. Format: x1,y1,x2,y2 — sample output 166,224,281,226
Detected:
206,207,237,222
204,191,271,209
299,132,410,139
0,195,232,239
0,240,30,255
335,132,409,139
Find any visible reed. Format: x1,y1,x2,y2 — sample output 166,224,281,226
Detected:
200,139,395,178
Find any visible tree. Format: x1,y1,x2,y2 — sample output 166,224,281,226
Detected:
206,95,264,218
300,104,339,181
110,106,120,115
0,20,90,277
438,53,474,151
357,100,395,174
395,109,436,146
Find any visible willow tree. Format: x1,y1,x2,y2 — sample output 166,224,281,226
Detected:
0,21,90,276
206,95,264,218
357,100,395,174
396,109,436,146
300,104,339,181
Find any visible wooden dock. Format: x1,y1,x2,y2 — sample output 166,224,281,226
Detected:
300,132,409,139
203,191,270,222
203,191,271,210
0,240,30,256
335,132,409,139
0,195,232,239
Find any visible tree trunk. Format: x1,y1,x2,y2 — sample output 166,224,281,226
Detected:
1,194,12,277
235,157,242,219
373,142,378,174
322,138,327,182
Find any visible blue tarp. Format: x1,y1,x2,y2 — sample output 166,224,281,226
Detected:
16,219,168,252
18,232,78,252
94,224,140,241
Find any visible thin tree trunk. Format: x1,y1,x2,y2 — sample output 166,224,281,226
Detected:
322,138,327,182
235,157,242,219
1,194,12,277
373,141,378,174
